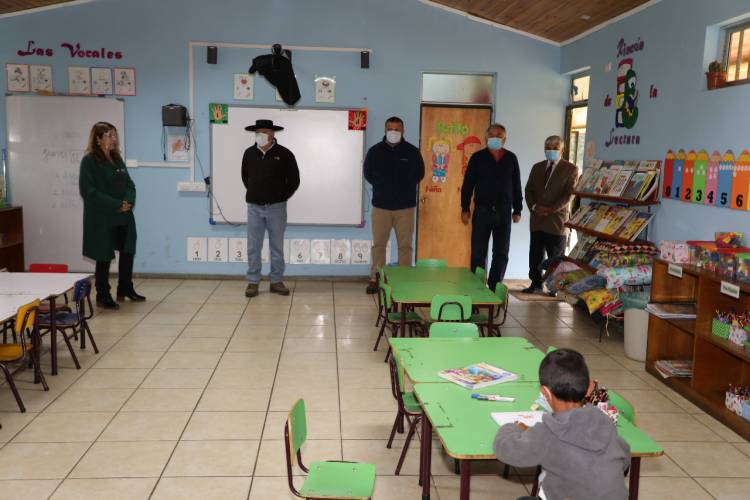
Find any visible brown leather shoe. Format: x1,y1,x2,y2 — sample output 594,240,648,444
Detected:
245,283,259,298
366,281,378,294
270,282,290,296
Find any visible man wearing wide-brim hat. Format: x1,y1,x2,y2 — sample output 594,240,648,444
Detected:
241,119,300,297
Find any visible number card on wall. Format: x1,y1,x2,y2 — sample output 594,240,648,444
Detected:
351,240,371,265
332,239,351,264
208,237,228,262
187,237,207,262
730,150,749,210
311,239,332,264
290,239,310,264
229,237,247,262
665,148,750,212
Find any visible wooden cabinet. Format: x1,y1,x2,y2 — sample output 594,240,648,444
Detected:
647,259,750,439
0,206,24,271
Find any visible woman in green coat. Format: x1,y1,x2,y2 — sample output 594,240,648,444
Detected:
79,122,145,309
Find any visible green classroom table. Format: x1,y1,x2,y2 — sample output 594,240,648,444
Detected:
384,266,503,334
389,337,543,383
388,338,663,500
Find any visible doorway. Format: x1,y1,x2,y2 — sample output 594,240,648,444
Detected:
416,104,492,266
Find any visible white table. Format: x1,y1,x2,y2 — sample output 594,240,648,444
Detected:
0,294,39,322
0,272,93,374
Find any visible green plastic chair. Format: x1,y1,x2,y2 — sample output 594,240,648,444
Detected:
373,283,425,360
416,258,447,268
285,399,376,499
430,294,472,321
374,266,386,328
608,390,636,423
387,355,422,475
470,283,510,335
429,322,480,338
474,266,486,284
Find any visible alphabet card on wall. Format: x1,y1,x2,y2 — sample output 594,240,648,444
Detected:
351,240,371,265
29,64,52,92
332,239,351,264
208,237,228,262
187,237,207,262
291,239,310,264
113,67,136,96
6,63,29,92
67,66,90,95
229,237,247,262
91,67,113,95
311,239,331,264
233,73,254,100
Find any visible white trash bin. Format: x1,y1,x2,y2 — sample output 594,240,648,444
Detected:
624,308,649,362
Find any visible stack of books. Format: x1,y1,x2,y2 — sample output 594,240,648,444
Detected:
645,302,697,319
654,359,693,378
568,234,599,262
576,160,660,201
568,203,654,241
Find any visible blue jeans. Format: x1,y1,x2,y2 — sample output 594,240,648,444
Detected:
246,202,287,284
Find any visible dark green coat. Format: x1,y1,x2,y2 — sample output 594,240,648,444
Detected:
79,153,137,261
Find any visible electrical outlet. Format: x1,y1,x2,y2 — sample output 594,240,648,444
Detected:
177,181,206,192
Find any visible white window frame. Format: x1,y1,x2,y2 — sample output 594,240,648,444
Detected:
723,21,750,83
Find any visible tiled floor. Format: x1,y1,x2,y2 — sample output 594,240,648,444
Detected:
0,278,749,499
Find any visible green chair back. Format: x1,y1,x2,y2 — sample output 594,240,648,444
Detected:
429,322,480,338
546,346,557,354
474,266,486,283
608,390,635,423
416,259,447,268
379,282,393,310
430,294,472,321
287,399,308,463
495,282,509,303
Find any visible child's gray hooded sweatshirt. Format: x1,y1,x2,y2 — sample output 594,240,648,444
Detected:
493,405,631,500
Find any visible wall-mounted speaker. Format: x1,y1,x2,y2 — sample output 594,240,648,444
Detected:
207,46,217,65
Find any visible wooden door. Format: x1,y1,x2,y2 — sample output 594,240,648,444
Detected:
417,105,492,267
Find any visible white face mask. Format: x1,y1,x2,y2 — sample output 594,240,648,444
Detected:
386,130,402,144
256,132,270,148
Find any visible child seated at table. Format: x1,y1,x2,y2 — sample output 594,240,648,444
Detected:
493,348,631,500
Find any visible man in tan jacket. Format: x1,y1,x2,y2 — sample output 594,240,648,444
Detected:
522,136,579,295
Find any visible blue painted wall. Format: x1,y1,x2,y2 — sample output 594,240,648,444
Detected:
0,0,567,277
561,0,750,243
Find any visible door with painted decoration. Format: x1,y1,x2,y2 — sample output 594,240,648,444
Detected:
417,105,492,267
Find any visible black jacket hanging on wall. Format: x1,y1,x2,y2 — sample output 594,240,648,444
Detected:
249,46,301,105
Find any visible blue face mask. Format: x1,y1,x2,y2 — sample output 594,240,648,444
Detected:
487,137,504,150
545,149,561,162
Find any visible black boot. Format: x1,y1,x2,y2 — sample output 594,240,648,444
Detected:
117,289,146,302
96,295,120,309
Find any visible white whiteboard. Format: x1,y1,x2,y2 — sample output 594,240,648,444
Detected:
210,106,364,225
6,95,125,271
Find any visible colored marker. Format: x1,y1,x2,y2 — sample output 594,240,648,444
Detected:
471,393,515,402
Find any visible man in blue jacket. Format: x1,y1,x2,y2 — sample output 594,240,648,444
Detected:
364,117,425,293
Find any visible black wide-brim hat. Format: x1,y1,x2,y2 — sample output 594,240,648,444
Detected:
245,119,284,131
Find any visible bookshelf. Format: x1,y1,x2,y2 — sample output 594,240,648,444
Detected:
0,206,24,271
646,259,750,440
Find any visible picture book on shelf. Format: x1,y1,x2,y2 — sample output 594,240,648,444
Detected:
616,212,654,240
438,362,518,389
607,167,634,197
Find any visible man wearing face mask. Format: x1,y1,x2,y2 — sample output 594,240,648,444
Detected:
241,119,300,297
522,135,578,295
363,116,425,294
461,123,523,292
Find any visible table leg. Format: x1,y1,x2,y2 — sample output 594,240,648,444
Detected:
487,305,495,337
400,303,406,339
50,295,57,376
628,457,641,500
460,459,471,500
421,411,432,500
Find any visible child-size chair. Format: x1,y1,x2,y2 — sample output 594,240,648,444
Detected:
416,258,447,268
284,399,376,499
387,355,422,476
373,283,424,362
429,322,480,338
